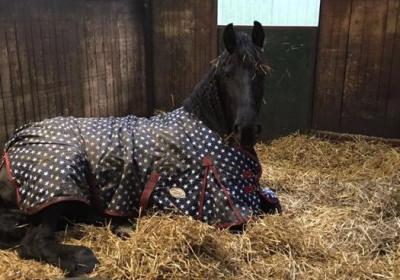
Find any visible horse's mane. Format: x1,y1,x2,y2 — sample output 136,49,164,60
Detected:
182,66,226,136
183,32,266,137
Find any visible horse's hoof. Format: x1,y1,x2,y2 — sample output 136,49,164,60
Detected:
64,247,99,277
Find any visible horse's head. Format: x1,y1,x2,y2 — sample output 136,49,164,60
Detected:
217,21,266,148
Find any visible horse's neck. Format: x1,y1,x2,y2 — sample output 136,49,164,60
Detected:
183,72,228,137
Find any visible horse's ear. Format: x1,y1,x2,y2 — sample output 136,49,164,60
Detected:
223,23,237,54
252,21,265,48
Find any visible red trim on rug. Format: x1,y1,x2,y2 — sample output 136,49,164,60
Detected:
202,156,213,167
139,172,160,215
210,165,246,225
197,156,213,220
3,152,92,215
242,169,254,179
3,152,21,206
244,185,256,194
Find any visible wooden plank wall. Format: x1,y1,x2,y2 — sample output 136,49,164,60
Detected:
0,0,147,143
313,0,400,138
0,0,218,147
151,0,218,111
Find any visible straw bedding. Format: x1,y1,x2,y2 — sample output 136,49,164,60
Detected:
0,134,399,279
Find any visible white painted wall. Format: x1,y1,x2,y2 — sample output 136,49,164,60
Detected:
218,0,321,26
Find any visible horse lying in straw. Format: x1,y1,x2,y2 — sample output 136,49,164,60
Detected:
0,22,281,276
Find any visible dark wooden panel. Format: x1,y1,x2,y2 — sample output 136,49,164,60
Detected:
151,0,218,111
341,0,389,134
4,16,28,129
384,1,400,138
0,0,148,147
0,15,16,139
39,1,60,119
312,0,352,131
101,9,116,116
313,0,400,138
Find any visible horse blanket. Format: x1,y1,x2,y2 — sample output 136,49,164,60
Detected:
2,107,280,228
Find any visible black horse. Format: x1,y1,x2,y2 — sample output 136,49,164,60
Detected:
0,22,280,277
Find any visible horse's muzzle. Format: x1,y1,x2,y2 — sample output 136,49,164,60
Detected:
233,123,262,147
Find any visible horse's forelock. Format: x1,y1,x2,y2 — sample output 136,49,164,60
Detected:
213,32,264,75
